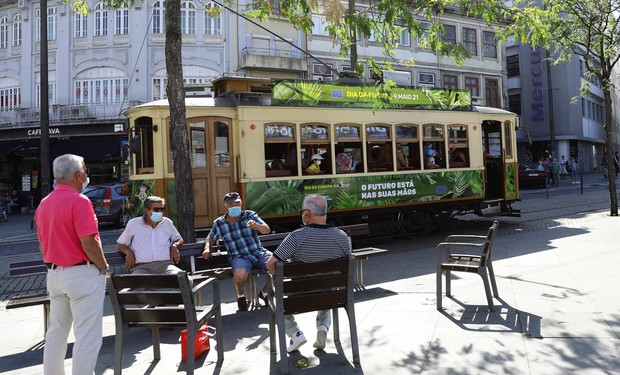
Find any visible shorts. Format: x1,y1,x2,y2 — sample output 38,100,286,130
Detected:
230,250,272,275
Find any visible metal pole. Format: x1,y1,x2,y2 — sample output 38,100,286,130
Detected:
40,0,50,198
580,174,583,194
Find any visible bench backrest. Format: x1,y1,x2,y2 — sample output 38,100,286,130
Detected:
274,254,355,315
106,272,197,326
9,251,125,277
480,220,499,266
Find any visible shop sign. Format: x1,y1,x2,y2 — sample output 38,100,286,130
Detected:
27,127,61,136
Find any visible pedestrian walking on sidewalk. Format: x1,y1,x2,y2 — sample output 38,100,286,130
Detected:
613,152,620,178
560,155,568,179
552,158,561,186
570,157,579,184
266,195,351,352
35,154,108,374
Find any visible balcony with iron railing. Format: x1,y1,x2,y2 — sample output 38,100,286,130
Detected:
0,102,136,128
241,47,308,72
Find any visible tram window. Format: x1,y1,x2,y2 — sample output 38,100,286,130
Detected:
447,125,469,168
302,124,331,175
265,123,296,177
396,125,418,170
423,124,445,169
191,128,207,168
214,120,229,168
504,121,513,159
335,124,362,174
366,124,393,172
133,118,155,174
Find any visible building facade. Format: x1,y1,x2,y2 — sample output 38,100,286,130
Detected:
0,0,505,207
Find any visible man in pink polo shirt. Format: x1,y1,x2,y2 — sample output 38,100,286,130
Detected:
35,154,108,374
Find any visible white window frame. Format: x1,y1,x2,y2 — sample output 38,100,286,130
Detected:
94,2,108,36
47,7,57,41
152,0,165,34
397,24,410,47
204,2,221,35
115,8,129,35
311,14,326,35
0,86,21,110
74,68,128,104
74,11,87,38
181,1,196,35
0,17,7,49
12,13,21,46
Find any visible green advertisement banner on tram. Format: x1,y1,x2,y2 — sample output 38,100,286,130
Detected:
272,80,472,111
246,170,483,216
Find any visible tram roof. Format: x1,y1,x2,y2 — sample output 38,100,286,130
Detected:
125,98,517,117
472,106,515,115
126,97,234,110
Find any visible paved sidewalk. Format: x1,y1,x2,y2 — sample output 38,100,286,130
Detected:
1,208,620,374
1,173,619,374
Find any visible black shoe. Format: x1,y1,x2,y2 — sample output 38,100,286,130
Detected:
237,296,248,311
259,292,269,307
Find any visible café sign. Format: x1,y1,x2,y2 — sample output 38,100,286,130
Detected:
27,127,60,136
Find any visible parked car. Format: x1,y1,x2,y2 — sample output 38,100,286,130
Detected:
82,182,130,227
518,162,547,188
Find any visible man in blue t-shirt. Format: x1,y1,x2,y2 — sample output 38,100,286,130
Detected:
202,192,272,311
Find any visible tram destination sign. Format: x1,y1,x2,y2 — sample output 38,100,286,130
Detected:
272,80,472,111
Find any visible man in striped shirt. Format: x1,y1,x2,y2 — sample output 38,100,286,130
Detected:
266,194,351,353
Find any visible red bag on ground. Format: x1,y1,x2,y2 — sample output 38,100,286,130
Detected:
180,324,212,361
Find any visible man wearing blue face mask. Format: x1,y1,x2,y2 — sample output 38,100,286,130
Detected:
116,196,184,274
202,192,272,311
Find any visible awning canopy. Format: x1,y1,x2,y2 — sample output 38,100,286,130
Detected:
0,135,123,162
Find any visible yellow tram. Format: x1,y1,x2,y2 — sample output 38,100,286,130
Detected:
124,77,520,233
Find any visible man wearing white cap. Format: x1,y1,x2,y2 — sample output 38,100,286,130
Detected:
305,153,324,174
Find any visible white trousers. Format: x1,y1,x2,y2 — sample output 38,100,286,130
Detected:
44,264,105,375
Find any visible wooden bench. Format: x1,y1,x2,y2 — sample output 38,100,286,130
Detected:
6,247,209,334
6,251,127,333
267,254,360,373
106,271,223,375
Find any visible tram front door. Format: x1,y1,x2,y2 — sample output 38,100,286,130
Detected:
482,120,505,199
190,118,232,228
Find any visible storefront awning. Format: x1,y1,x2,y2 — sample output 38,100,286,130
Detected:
0,136,123,162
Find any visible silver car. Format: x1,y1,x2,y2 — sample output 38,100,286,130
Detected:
82,182,131,227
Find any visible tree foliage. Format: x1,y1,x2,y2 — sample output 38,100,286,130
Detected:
507,0,620,216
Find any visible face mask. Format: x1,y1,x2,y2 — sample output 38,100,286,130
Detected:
81,176,90,191
315,160,321,166
150,211,163,222
228,206,242,217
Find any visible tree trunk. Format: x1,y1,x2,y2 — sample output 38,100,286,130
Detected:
165,0,196,242
347,0,358,71
603,83,618,216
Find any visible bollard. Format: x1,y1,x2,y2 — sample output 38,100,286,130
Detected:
545,177,549,198
580,175,584,194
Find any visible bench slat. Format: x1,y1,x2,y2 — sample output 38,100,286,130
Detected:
282,288,347,315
